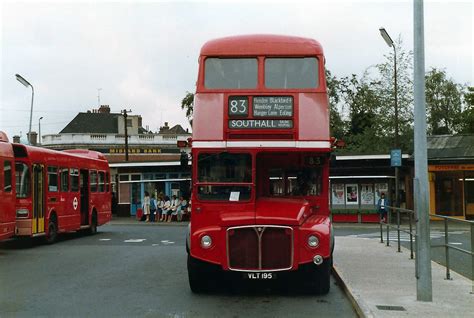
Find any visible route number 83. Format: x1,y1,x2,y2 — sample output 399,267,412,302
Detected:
228,96,248,116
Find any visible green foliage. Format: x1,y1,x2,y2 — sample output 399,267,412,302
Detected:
181,91,194,126
425,68,463,134
326,70,346,139
460,87,474,134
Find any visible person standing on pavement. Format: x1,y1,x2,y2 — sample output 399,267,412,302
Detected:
377,192,390,222
143,191,151,222
149,194,157,222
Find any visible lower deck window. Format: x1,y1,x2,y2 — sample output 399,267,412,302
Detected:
197,185,251,201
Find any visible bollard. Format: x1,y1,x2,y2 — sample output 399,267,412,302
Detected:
397,208,401,252
386,209,390,247
409,212,414,259
444,218,451,280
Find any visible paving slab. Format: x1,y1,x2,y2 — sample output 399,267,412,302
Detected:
333,236,473,317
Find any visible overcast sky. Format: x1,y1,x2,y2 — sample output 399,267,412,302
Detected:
1,0,472,139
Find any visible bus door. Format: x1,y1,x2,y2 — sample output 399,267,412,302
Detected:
80,169,89,225
32,164,45,234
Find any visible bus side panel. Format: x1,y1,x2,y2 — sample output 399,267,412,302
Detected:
96,192,112,226
192,93,224,141
298,93,329,140
0,152,16,240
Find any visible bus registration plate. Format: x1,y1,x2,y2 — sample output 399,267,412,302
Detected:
244,272,276,280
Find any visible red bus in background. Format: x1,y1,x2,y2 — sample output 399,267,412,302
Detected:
0,132,16,241
12,143,111,243
187,35,333,293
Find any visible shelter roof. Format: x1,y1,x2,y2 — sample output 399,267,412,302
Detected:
427,135,474,159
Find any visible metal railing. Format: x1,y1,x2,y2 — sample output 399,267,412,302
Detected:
379,206,474,294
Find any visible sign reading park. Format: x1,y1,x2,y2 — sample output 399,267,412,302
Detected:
253,96,293,117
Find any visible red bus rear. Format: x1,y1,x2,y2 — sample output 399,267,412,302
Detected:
13,144,111,243
0,132,16,241
187,35,333,293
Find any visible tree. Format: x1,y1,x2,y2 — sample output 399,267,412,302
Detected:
425,68,463,135
326,70,346,139
460,86,474,134
337,73,388,154
374,37,414,153
181,91,194,126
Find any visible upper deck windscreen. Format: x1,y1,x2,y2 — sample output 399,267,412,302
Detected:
204,58,257,89
265,57,318,89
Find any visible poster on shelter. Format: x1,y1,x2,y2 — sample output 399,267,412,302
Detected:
331,184,345,205
345,184,359,205
360,184,374,205
375,183,389,203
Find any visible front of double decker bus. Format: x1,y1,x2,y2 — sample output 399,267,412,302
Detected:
187,35,333,294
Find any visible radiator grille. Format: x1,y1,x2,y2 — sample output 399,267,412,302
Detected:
227,226,293,271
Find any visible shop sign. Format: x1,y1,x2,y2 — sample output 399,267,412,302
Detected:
429,164,474,171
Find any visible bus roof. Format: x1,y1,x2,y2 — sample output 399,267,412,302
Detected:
12,144,109,168
0,131,9,143
200,34,324,56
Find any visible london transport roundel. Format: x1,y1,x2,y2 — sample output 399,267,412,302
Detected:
73,197,78,210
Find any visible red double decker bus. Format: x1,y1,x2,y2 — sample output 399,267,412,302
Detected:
187,35,333,293
11,143,112,243
0,132,16,241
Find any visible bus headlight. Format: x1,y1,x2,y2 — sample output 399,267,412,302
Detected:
16,209,29,218
307,235,319,248
201,235,212,249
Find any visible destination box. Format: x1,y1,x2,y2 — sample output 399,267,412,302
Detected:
253,96,293,117
229,119,293,129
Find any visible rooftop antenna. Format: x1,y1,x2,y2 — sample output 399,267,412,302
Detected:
97,88,102,107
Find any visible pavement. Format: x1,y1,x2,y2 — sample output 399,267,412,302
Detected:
333,235,473,318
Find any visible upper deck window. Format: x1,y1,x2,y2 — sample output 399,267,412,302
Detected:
265,57,318,89
204,58,257,89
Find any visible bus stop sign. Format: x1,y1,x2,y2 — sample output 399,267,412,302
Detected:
391,149,402,167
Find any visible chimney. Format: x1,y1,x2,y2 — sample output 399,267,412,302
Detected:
27,131,38,146
98,105,110,113
13,135,20,143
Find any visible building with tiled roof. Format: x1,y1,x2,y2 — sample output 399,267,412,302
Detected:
42,105,191,217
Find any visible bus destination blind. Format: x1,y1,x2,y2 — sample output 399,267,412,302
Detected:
253,96,293,117
229,119,293,129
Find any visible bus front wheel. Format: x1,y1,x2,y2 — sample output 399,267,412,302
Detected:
301,256,331,294
187,255,212,293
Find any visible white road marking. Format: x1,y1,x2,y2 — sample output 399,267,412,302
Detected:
124,239,147,243
161,240,169,243
345,231,466,244
99,239,111,241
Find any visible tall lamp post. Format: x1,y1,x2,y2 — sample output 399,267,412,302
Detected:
15,74,34,145
379,27,400,211
38,116,43,145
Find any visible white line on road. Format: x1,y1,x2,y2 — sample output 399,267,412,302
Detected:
124,239,147,243
99,239,111,241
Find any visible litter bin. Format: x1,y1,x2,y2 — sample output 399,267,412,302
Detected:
136,208,143,221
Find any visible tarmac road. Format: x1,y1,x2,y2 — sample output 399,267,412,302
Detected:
0,222,357,318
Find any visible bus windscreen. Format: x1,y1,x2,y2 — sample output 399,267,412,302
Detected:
204,58,257,89
265,57,318,89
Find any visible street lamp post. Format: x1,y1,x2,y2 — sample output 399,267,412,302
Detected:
15,74,34,145
38,116,43,145
379,27,400,211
